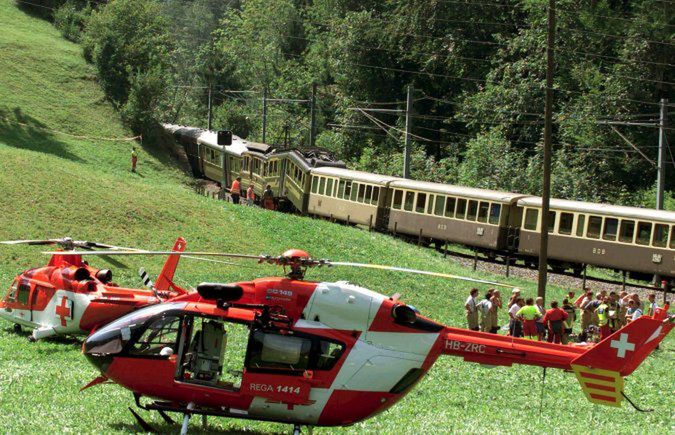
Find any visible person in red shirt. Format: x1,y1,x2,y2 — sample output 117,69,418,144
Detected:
541,300,569,344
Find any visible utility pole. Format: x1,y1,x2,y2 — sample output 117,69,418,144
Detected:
309,82,317,148
207,84,213,131
403,85,414,179
538,0,556,302
262,86,268,144
656,98,668,210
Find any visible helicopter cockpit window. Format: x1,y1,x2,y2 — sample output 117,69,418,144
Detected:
129,315,181,357
5,280,18,302
246,330,344,373
17,283,30,305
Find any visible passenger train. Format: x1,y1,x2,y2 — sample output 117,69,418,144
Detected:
165,124,675,284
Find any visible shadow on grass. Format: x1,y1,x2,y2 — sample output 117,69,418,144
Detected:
0,107,84,162
111,419,287,435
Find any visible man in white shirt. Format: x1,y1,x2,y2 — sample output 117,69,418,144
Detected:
508,297,523,337
465,288,479,331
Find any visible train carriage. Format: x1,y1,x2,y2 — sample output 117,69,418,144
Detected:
517,197,675,278
280,153,313,213
387,180,526,250
308,167,399,227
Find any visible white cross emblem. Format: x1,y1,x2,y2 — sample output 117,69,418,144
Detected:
610,333,635,358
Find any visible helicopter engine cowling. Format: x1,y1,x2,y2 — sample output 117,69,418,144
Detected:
62,267,90,282
196,283,243,302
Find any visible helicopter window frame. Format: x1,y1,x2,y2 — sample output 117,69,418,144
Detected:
7,279,19,302
244,328,346,375
128,314,182,357
17,282,31,305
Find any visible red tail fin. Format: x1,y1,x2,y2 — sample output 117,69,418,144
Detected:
154,237,186,294
570,308,673,407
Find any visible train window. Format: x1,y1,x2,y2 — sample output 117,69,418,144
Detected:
404,192,415,212
371,187,379,205
393,190,403,209
311,176,318,194
416,193,427,213
456,199,467,219
547,212,556,233
350,183,359,202
587,216,602,239
524,209,538,230
319,177,326,195
477,202,489,223
558,212,573,235
357,184,366,203
253,159,261,174
434,196,446,216
444,197,455,218
602,218,619,241
344,181,352,200
338,180,346,198
576,215,586,237
670,227,675,249
467,200,478,221
326,178,334,197
636,222,652,246
652,224,669,248
489,204,501,225
427,195,434,214
619,220,635,243
365,185,373,203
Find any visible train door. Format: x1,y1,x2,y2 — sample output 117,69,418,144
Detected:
376,186,393,230
505,204,522,251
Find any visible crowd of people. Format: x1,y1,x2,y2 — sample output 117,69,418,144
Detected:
228,177,276,210
464,287,662,344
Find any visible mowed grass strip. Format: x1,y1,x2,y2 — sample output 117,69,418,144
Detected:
0,1,672,433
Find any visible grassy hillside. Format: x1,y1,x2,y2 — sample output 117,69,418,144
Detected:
0,1,672,433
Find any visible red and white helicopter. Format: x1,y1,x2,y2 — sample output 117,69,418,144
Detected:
55,248,674,434
0,237,188,340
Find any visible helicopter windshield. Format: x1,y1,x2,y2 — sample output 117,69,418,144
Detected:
85,302,187,355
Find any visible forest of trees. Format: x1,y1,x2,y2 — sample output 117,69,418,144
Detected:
18,0,674,207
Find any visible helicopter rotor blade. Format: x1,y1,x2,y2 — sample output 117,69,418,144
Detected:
43,250,263,259
1,239,61,245
326,261,514,288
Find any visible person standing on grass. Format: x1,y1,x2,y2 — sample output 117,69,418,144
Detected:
263,184,275,210
535,297,547,341
541,300,568,344
595,295,611,340
561,298,576,344
230,177,241,204
508,297,523,338
644,293,658,317
465,288,479,331
507,288,521,309
579,290,594,331
625,299,642,323
478,293,493,333
131,147,138,172
246,184,255,206
516,298,541,340
489,290,501,334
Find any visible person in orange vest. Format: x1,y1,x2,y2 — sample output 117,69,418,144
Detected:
246,184,255,206
131,147,138,173
230,177,241,204
262,184,275,210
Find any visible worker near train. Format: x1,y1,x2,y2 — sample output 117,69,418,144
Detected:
535,297,547,341
246,184,255,206
464,288,479,331
541,300,568,344
489,290,502,334
508,297,524,337
596,296,611,340
579,291,594,331
263,185,275,210
625,299,642,323
516,298,541,340
645,293,658,317
230,177,242,204
561,298,576,344
131,147,138,173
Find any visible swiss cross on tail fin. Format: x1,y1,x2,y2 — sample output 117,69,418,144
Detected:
154,237,187,295
570,312,674,408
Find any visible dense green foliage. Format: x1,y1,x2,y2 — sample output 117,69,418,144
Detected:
0,2,673,432
15,0,674,206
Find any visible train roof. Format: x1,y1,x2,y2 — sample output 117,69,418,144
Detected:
310,167,401,185
517,197,675,223
390,179,526,204
163,124,272,155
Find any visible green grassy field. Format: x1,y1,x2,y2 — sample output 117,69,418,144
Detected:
0,1,672,433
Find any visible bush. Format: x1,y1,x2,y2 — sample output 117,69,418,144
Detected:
54,1,91,42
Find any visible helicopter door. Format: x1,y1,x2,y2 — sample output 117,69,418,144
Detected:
187,320,226,384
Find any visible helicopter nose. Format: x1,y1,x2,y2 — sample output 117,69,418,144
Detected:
83,327,124,373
